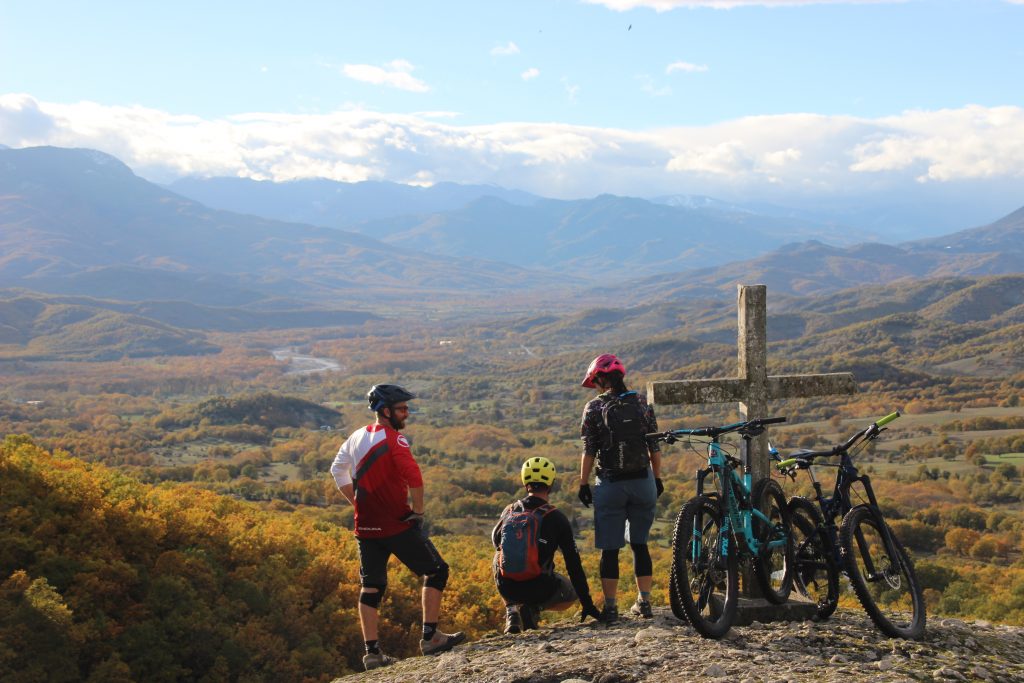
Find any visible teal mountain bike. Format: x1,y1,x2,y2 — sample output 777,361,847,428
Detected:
775,411,926,639
648,416,792,639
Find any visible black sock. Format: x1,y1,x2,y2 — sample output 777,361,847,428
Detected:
365,640,380,655
423,622,437,641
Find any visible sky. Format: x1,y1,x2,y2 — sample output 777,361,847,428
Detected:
1,0,1023,221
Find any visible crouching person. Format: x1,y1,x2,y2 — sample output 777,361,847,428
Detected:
331,384,465,671
492,457,602,633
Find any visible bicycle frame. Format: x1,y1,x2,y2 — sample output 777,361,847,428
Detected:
649,417,787,563
657,416,790,635
780,413,905,577
695,434,782,560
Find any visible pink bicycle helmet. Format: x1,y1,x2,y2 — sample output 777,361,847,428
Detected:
581,353,626,388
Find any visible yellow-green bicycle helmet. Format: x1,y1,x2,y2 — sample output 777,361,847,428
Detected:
521,456,556,487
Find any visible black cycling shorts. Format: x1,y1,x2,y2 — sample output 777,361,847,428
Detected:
493,554,577,607
358,526,447,588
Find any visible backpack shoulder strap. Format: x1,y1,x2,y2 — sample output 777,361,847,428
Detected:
352,440,390,491
503,499,528,518
599,394,613,425
534,503,555,518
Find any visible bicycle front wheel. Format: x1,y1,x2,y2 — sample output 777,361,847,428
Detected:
751,478,793,604
670,494,738,639
787,496,839,620
839,505,926,639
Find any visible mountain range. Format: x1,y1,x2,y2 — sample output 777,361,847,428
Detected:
594,206,1024,305
168,177,875,275
1,145,1022,319
345,194,864,274
0,147,576,310
166,176,540,225
163,163,1024,292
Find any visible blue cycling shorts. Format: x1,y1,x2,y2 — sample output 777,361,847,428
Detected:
592,473,657,550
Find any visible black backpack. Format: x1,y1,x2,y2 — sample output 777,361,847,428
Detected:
598,391,650,474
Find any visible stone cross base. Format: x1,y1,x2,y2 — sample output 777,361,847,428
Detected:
731,597,821,627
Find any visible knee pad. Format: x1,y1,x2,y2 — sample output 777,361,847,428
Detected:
600,548,620,580
359,586,386,608
630,543,653,577
424,562,449,591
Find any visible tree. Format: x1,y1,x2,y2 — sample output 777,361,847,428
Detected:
969,536,1000,561
945,527,980,556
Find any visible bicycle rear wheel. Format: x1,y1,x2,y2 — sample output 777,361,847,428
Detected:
751,478,793,604
670,494,738,639
839,505,926,639
787,496,839,620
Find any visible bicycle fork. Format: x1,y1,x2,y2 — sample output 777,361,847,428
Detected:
688,508,724,608
852,508,906,587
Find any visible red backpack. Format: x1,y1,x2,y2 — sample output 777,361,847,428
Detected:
497,501,554,581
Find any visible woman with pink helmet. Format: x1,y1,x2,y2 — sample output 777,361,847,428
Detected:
577,353,663,622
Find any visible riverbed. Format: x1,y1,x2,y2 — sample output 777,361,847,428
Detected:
271,347,343,375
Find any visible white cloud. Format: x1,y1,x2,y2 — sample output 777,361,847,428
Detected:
491,42,520,56
411,110,463,119
666,139,752,174
587,0,902,10
562,78,581,104
637,75,672,97
2,94,1022,201
848,106,1024,182
762,147,802,167
521,68,541,81
342,60,429,93
666,61,709,74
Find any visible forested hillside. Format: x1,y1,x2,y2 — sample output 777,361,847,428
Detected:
600,207,1024,303
0,436,505,681
0,295,222,360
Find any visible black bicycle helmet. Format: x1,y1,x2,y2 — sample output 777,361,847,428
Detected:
367,384,416,411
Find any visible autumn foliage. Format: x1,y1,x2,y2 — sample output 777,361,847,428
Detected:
0,435,503,682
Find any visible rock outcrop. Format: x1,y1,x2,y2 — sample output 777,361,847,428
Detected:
332,608,1024,683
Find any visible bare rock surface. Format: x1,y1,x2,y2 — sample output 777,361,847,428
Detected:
331,609,1024,683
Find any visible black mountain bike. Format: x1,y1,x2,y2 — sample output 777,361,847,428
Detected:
775,411,926,639
649,417,791,639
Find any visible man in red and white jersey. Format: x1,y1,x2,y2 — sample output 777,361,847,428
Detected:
331,383,464,671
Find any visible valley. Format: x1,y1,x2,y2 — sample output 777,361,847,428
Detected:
1,144,1022,680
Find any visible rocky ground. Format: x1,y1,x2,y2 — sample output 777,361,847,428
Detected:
331,608,1024,683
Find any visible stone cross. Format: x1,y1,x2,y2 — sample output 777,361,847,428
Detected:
647,284,858,483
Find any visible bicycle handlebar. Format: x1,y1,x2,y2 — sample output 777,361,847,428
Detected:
876,411,900,428
775,411,901,473
647,416,786,443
